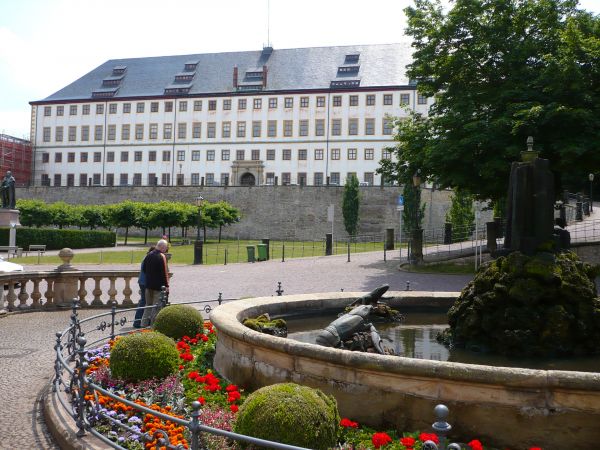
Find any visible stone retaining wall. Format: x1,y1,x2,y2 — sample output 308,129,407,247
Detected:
210,292,600,450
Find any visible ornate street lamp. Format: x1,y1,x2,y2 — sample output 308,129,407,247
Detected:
193,196,204,265
589,173,594,212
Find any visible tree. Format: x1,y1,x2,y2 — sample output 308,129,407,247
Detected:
379,0,600,202
15,199,53,228
446,189,475,242
107,201,138,244
48,202,77,229
342,175,360,237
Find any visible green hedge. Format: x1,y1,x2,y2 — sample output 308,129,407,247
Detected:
0,227,116,250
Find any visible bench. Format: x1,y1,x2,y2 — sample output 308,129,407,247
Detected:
0,246,22,258
27,244,46,256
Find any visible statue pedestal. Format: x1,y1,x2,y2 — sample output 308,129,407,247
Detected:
0,209,21,227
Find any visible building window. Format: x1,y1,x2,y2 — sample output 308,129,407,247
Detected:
252,121,261,137
161,173,170,186
121,124,130,140
333,95,342,107
364,172,374,185
298,149,307,160
43,127,51,142
282,172,291,185
191,173,200,185
44,106,51,116
82,104,90,115
284,97,293,108
55,126,63,142
106,174,114,186
282,149,291,160
107,151,115,162
206,173,215,186
163,101,172,112
148,173,157,186
314,149,323,160
176,174,184,186
365,148,374,160
41,174,50,186
317,96,325,107
298,172,307,186
163,123,172,139
253,98,262,109
79,173,87,186
134,151,142,162
94,152,101,163
179,101,187,112
95,125,103,141
69,105,77,115
177,150,185,161
266,149,275,160
135,124,144,140
206,150,215,161
266,172,275,184
178,122,187,139
382,148,392,159
366,94,375,106
267,120,277,137
121,151,129,162
207,123,216,138
283,120,293,137
237,121,246,138
80,152,88,163
365,118,375,135
269,98,277,108
349,95,359,106
236,150,245,161
418,93,428,104
299,120,309,137
208,100,217,111
348,118,358,136
315,119,325,136
108,124,116,141
57,106,64,116
251,149,260,160
331,148,340,160
192,150,200,161
136,102,145,113
347,172,358,183
221,149,230,160
348,148,357,160
192,122,202,138
383,94,393,105
149,123,158,140
150,102,159,112
149,151,156,162
400,93,410,105
67,152,75,163
330,172,340,185
238,98,246,110
383,118,393,135
222,122,231,138
314,172,323,186
220,173,229,186
300,97,309,108
109,103,117,114
193,100,201,111
42,152,50,163
223,99,231,110
162,151,171,161
81,125,89,141
54,174,62,186
120,174,129,186
331,119,341,136
133,173,142,186
55,152,62,163
93,173,101,185
123,103,131,113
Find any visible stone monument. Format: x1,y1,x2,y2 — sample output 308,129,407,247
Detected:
0,170,21,248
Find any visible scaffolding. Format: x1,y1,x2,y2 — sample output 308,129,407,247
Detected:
0,134,33,187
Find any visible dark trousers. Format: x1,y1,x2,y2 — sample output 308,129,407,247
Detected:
133,283,146,328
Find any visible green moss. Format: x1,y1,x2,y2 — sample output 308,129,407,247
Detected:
234,383,339,450
109,331,179,382
242,314,287,335
153,305,204,340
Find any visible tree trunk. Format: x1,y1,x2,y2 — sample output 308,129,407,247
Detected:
125,227,129,245
203,225,207,243
218,225,222,243
144,229,148,245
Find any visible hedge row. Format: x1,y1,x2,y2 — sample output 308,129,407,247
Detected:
0,227,116,250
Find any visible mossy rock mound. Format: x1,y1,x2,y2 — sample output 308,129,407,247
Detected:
440,251,600,357
243,313,288,337
109,331,179,382
234,383,339,449
153,304,204,340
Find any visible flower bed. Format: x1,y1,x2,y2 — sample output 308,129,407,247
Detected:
82,323,543,450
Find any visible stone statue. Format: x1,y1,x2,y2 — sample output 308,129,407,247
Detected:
1,171,16,209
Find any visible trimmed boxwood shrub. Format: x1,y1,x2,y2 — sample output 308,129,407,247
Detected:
234,383,340,449
153,305,204,340
0,227,116,250
109,331,179,382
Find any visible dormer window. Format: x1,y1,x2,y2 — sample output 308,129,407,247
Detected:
174,73,195,82
102,78,121,87
338,65,360,75
112,65,127,75
344,53,360,64
184,61,199,71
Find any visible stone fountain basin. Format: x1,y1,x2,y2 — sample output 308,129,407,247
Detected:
210,292,600,450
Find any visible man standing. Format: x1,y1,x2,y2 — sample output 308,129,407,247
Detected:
140,239,169,327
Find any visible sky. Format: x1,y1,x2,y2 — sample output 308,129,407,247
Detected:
1,0,599,139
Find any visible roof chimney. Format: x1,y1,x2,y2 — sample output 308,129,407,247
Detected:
262,65,268,88
233,66,238,88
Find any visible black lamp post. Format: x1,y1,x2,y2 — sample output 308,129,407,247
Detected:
193,196,204,265
590,173,594,212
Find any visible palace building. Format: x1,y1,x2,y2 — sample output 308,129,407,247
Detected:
29,43,431,187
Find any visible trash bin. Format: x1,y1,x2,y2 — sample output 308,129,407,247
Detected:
257,244,268,261
246,245,256,263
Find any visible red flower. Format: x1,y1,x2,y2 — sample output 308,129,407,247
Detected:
225,384,238,392
188,371,199,380
230,404,239,413
372,432,392,448
468,439,484,450
419,433,439,444
197,396,206,405
227,391,241,402
529,448,542,450
400,436,416,448
178,365,184,370
200,334,209,342
340,418,359,428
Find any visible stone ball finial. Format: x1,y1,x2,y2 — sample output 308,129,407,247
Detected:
434,404,449,420
57,248,74,270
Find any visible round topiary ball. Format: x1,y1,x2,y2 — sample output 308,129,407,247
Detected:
234,383,339,450
109,331,179,382
153,304,204,340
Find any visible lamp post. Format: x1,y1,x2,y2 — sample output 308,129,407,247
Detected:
589,173,594,212
193,196,204,265
410,170,423,264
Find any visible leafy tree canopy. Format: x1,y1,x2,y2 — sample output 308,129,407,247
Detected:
380,0,600,201
342,175,360,236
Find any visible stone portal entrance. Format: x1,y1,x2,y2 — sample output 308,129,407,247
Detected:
231,160,264,186
240,172,256,186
